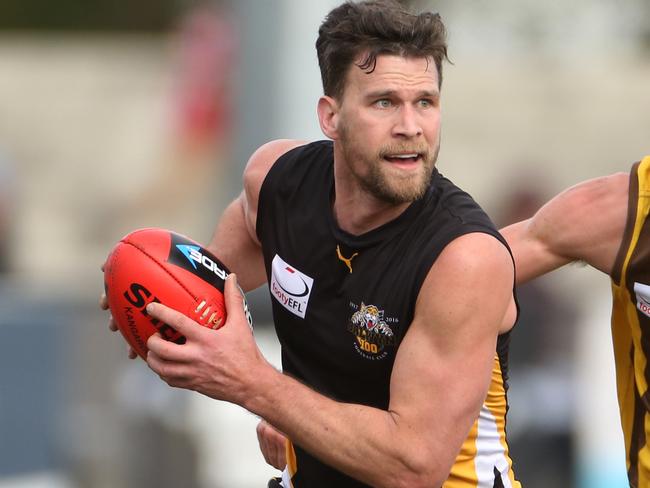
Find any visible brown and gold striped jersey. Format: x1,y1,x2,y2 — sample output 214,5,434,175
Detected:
611,155,650,487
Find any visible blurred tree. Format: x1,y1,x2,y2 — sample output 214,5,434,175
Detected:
0,0,209,32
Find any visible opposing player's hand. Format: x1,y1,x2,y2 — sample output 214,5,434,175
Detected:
256,419,288,470
101,264,137,360
146,273,268,405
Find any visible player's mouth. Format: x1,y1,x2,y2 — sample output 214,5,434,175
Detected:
383,153,423,167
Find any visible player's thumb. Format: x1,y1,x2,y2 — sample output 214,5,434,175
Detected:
224,273,254,332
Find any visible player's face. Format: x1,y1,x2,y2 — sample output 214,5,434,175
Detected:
336,54,441,204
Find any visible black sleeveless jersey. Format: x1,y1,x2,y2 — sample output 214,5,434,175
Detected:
256,140,515,488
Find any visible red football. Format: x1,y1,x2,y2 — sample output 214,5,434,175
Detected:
103,228,230,360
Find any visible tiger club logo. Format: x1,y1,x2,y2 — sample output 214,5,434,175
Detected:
347,302,397,360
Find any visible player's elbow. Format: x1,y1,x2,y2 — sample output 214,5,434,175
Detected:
378,454,449,488
381,470,447,488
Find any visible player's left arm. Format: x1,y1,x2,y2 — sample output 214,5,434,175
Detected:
145,232,515,487
383,232,517,484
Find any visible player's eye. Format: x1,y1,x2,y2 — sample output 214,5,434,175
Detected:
375,99,392,109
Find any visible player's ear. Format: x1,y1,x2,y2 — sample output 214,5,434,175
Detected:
317,95,340,139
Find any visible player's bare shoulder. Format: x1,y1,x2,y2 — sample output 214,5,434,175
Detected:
240,139,306,236
243,139,307,202
417,232,516,334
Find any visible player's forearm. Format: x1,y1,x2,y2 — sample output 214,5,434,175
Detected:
242,367,452,488
500,220,569,284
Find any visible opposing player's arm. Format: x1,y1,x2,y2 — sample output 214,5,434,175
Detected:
206,139,305,292
235,233,515,487
501,172,629,283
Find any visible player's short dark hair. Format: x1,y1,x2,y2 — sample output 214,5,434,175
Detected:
316,0,449,99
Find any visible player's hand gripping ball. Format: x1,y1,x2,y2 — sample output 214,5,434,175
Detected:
103,228,233,360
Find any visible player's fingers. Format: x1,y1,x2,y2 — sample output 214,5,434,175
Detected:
147,349,193,387
256,420,287,469
146,302,201,338
272,444,286,470
128,346,137,360
147,349,173,379
100,293,109,310
257,421,275,466
147,331,180,358
225,273,243,312
224,274,249,330
146,330,191,362
268,441,286,468
108,316,118,331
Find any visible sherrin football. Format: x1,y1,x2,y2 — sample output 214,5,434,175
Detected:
103,228,231,360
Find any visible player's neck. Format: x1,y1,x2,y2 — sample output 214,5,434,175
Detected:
332,175,410,236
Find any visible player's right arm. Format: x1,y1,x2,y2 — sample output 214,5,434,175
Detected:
185,138,304,471
205,139,303,470
205,139,305,292
501,171,629,284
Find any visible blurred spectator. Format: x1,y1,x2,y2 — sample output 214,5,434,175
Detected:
171,2,238,158
111,3,241,238
495,177,579,488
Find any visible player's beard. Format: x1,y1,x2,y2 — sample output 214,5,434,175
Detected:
339,124,439,205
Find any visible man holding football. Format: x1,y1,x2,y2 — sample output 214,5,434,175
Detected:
102,1,520,487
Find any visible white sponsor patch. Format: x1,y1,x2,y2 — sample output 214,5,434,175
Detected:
270,255,314,319
634,282,650,318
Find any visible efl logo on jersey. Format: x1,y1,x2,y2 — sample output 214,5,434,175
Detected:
635,282,650,318
270,255,314,319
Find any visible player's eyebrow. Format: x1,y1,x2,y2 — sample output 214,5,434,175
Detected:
364,89,440,100
364,90,395,99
